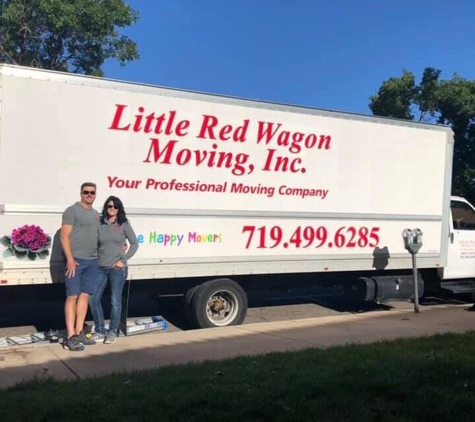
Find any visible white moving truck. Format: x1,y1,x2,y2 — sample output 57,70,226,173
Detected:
0,65,474,328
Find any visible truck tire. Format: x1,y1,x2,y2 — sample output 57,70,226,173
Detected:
184,285,201,327
189,278,247,328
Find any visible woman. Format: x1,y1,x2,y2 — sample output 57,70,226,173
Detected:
89,196,139,344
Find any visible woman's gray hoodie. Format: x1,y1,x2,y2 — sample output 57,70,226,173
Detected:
98,219,139,267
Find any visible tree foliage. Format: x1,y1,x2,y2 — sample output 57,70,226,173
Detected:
370,68,475,204
0,0,139,75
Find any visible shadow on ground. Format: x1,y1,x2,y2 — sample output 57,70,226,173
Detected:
0,280,471,334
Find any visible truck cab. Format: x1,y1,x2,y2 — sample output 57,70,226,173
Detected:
439,196,475,294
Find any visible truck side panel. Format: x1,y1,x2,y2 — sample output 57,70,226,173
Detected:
0,66,453,286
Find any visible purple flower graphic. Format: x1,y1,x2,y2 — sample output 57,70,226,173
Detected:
1,225,51,260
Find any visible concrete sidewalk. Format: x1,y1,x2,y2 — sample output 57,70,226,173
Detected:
0,304,474,389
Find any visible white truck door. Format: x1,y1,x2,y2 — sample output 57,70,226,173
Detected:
444,199,475,279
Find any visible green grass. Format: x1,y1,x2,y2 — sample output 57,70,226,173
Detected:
2,331,475,422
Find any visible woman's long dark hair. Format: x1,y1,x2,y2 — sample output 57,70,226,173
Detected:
101,196,129,225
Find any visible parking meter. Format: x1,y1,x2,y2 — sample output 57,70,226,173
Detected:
402,228,423,255
402,228,423,313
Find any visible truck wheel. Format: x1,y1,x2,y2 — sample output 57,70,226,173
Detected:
189,278,247,328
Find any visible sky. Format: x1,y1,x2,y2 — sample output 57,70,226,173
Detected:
103,0,475,115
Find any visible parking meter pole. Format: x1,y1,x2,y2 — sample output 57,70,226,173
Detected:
411,253,420,314
402,228,423,315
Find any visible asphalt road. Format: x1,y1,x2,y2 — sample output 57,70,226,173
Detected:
0,280,470,338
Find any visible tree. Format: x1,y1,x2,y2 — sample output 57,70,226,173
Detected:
370,68,475,204
0,0,139,76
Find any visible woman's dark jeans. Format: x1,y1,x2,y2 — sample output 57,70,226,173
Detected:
89,266,127,334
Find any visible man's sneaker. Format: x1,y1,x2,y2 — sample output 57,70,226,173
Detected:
63,335,85,352
104,331,117,344
93,332,106,343
77,331,96,345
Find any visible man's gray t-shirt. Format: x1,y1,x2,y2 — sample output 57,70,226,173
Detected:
62,202,100,259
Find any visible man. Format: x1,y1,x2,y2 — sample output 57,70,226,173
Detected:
60,182,100,351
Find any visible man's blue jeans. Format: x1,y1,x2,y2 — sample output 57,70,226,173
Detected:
89,267,127,335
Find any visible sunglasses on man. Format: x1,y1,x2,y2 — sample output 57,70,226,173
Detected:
82,190,96,196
